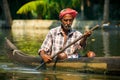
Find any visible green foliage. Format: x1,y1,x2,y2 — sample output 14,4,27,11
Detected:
16,39,43,56
16,0,81,19
17,0,45,14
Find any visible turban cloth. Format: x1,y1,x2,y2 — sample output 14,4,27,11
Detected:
59,8,78,19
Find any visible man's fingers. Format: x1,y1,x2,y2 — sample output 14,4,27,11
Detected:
84,30,92,37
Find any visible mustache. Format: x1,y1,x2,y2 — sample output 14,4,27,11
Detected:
64,25,71,30
61,24,72,30
64,24,71,27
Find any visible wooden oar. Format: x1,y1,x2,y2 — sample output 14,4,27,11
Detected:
35,25,99,70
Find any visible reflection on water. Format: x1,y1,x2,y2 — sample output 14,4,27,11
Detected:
1,66,39,73
11,29,50,55
0,68,120,80
0,62,120,80
12,28,49,41
11,27,120,56
102,30,110,56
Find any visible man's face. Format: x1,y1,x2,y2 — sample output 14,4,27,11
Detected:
61,14,74,31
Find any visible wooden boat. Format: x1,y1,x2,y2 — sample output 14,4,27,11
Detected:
5,37,120,75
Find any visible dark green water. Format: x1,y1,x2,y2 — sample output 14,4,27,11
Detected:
0,27,120,80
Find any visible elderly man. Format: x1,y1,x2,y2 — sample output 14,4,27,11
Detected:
38,8,92,63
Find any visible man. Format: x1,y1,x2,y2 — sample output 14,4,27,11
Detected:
38,8,92,63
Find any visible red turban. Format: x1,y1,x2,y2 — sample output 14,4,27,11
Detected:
59,8,78,19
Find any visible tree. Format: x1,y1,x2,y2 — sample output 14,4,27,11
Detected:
103,0,109,23
2,0,12,28
16,0,81,19
17,0,60,19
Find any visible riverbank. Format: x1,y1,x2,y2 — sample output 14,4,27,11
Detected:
1,20,120,29
12,20,61,29
11,20,101,29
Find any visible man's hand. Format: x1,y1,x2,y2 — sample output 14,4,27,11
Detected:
86,51,96,57
57,52,67,60
39,50,52,63
80,30,92,48
84,30,92,37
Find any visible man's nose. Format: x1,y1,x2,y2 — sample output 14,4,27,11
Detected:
66,20,71,25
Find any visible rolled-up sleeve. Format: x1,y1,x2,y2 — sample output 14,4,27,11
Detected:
38,31,53,55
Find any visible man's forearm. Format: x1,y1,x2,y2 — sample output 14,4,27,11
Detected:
80,37,87,48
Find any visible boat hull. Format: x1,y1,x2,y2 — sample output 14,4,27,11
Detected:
5,38,120,75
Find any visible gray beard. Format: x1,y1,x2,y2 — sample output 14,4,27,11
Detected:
62,24,72,31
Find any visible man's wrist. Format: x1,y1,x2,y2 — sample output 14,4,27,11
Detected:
39,51,46,56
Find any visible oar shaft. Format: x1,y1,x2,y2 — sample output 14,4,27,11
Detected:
35,62,45,70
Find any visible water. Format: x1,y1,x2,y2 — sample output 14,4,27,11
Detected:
0,64,120,80
0,26,120,80
0,66,120,80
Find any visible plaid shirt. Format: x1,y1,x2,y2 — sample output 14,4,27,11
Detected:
38,26,83,58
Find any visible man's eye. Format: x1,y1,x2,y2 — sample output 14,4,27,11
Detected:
64,20,68,21
64,19,73,22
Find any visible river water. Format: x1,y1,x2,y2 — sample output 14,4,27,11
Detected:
0,26,120,80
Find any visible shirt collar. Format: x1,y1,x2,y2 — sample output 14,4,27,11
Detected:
57,26,74,36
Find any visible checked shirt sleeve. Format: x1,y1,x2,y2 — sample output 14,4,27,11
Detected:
38,31,53,55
